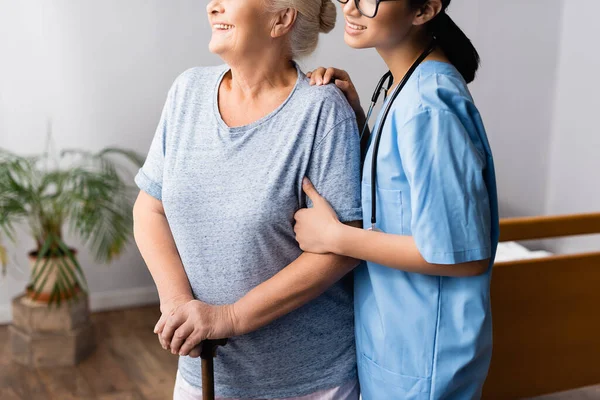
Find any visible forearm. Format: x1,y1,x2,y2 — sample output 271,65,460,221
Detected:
232,252,359,336
332,224,488,277
133,200,193,311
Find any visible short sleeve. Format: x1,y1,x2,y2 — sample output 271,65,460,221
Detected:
398,109,492,264
134,84,176,201
306,117,363,223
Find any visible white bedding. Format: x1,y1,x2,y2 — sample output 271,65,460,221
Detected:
495,242,553,263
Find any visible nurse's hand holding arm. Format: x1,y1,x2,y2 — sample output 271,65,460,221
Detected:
295,178,488,277
138,187,361,357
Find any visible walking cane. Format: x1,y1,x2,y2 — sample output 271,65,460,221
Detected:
200,338,228,400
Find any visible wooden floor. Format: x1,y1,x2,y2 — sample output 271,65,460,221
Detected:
1,305,598,400
0,306,179,400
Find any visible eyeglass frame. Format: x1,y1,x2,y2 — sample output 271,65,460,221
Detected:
336,0,400,18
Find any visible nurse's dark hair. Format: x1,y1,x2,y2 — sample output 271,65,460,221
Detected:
410,0,480,83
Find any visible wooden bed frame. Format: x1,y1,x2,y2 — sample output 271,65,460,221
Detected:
483,213,600,399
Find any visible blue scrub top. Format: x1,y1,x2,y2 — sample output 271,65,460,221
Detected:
356,61,500,400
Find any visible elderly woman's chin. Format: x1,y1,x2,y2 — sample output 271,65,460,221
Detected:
208,39,226,56
208,33,233,56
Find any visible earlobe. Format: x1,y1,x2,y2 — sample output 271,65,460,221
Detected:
271,7,297,38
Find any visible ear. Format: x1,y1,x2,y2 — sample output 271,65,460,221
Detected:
413,0,443,26
271,8,297,38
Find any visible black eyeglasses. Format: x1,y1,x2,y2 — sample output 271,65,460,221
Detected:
336,0,399,18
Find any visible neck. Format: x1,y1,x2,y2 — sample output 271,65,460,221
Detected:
377,34,436,90
222,51,297,100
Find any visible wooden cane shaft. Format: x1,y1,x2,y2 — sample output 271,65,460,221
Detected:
202,357,215,400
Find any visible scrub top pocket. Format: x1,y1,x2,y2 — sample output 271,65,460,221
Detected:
361,183,403,234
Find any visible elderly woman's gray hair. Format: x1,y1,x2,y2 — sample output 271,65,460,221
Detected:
267,0,337,58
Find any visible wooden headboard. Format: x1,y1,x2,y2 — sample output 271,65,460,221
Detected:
483,213,600,399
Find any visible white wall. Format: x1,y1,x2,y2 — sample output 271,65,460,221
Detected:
467,0,564,217
546,0,600,253
0,0,219,320
0,0,568,321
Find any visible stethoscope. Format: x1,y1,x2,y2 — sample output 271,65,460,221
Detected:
361,40,437,232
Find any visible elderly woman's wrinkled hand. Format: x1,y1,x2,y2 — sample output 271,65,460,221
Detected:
154,294,192,350
155,299,237,357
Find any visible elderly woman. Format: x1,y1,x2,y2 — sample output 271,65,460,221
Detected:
133,0,362,399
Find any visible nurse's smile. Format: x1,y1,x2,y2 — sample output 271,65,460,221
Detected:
295,0,498,398
345,19,367,35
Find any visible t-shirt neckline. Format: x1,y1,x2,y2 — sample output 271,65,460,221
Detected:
213,62,302,134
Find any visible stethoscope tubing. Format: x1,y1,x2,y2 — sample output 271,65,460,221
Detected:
365,41,437,231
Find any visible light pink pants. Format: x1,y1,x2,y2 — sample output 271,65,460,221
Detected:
173,370,360,400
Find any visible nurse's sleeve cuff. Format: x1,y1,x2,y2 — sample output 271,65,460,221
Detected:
134,169,163,201
419,246,492,265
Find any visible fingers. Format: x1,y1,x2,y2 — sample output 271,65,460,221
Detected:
308,67,350,86
336,68,351,81
160,311,186,350
335,79,351,93
294,207,307,223
154,313,167,335
179,331,205,357
302,177,322,204
155,314,170,349
310,67,327,85
188,345,203,359
323,67,337,85
169,322,195,355
157,331,168,350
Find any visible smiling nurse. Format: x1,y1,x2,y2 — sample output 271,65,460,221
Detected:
293,0,500,398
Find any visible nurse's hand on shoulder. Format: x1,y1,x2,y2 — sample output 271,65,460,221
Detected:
294,177,342,255
307,67,363,119
155,299,236,358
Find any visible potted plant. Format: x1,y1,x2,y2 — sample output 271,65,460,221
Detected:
0,146,143,305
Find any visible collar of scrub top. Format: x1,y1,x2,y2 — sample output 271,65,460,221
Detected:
362,40,438,232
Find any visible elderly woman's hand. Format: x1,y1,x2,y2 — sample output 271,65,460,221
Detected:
294,178,343,255
155,298,237,357
154,294,193,349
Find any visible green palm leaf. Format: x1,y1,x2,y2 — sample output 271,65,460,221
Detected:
0,144,143,304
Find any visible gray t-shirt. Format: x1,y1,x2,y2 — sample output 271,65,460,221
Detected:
135,64,362,398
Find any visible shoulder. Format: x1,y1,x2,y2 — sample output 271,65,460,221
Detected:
387,62,488,153
393,63,488,159
159,65,227,116
293,71,358,144
169,65,227,95
393,61,479,125
416,62,475,114
295,71,356,121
